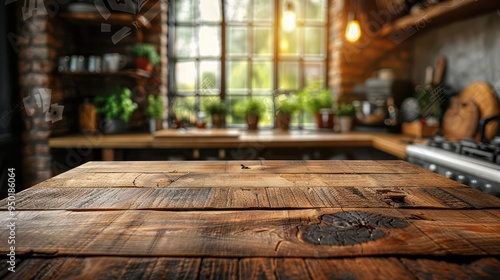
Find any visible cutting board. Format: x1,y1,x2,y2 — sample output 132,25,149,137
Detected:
442,97,479,141
459,81,500,140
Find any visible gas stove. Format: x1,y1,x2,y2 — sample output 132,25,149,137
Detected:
406,136,500,196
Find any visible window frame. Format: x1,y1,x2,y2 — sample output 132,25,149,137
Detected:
168,0,330,128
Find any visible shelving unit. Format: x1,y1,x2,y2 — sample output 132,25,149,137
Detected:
379,0,500,37
59,69,151,80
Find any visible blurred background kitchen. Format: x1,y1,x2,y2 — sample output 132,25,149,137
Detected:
1,0,500,195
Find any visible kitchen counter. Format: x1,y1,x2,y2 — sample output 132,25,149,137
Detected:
1,160,499,278
49,130,421,160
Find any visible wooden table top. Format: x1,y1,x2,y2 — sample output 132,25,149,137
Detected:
1,160,499,279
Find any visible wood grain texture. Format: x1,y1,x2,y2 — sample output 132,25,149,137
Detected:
2,209,499,258
4,186,499,211
4,257,498,280
2,160,499,278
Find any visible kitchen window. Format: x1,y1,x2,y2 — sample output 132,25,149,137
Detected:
168,0,329,128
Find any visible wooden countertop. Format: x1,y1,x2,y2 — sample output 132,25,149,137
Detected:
49,130,421,159
1,160,499,278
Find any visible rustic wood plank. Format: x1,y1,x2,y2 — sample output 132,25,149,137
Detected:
3,257,201,280
2,209,499,257
400,257,500,279
274,258,312,279
34,172,465,189
4,186,499,211
239,258,276,280
200,258,238,280
305,257,414,280
369,173,464,187
57,160,422,174
398,209,500,255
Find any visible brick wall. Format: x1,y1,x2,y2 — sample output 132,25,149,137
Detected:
329,0,412,103
18,13,65,187
18,1,168,187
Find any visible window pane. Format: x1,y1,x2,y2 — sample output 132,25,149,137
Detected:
176,62,196,91
175,27,196,57
225,0,250,22
175,0,194,22
199,26,221,57
200,0,222,22
279,62,299,90
254,0,274,21
305,0,326,22
279,28,299,56
252,61,273,90
228,27,248,56
304,61,324,87
227,61,248,90
304,27,324,56
200,61,220,92
253,27,273,56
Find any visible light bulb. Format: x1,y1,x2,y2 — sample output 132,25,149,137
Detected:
345,19,361,42
282,3,296,32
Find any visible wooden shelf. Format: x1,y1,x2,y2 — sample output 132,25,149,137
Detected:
379,0,500,37
58,12,137,25
58,69,151,79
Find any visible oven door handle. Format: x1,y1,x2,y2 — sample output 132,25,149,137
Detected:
479,114,500,143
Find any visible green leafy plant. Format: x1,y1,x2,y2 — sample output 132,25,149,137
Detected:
298,86,333,114
203,98,227,115
145,94,164,118
276,94,299,116
234,98,266,117
95,87,137,122
335,103,355,116
132,44,160,67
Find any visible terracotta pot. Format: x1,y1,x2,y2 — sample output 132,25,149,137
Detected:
337,116,353,132
211,114,224,128
135,57,153,72
246,114,259,130
315,110,334,129
276,114,291,130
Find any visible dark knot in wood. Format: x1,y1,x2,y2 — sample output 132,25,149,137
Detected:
301,211,408,246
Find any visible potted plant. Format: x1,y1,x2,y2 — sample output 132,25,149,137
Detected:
234,98,266,130
203,98,227,128
275,94,298,130
145,94,164,133
132,43,160,72
299,87,334,129
335,103,355,132
95,86,137,134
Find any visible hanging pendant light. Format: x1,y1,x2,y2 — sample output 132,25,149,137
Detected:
282,1,296,32
345,0,361,42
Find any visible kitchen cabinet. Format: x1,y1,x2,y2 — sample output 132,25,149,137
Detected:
1,160,499,278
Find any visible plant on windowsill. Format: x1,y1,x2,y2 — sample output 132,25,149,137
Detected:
335,103,355,132
95,86,137,134
132,43,160,73
234,98,266,130
275,94,299,130
203,98,227,129
299,86,334,129
145,94,164,133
